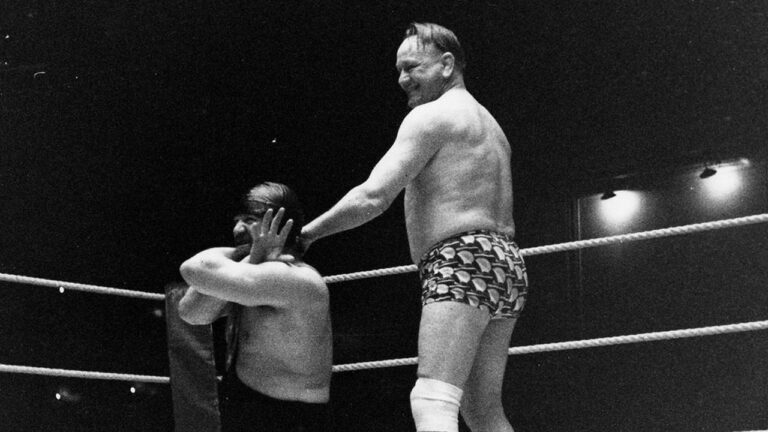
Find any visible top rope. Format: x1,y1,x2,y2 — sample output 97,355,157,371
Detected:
323,213,768,283
1,213,767,295
0,273,165,300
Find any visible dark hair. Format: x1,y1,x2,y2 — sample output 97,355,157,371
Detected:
239,182,305,251
404,22,466,73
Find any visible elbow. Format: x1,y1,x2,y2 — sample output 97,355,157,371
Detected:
178,260,196,286
177,295,215,326
177,296,198,324
179,311,212,326
179,257,215,287
353,184,392,219
178,307,203,325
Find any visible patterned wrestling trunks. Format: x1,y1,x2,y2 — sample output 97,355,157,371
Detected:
418,230,529,319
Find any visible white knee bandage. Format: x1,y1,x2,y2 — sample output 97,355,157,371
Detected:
410,377,463,432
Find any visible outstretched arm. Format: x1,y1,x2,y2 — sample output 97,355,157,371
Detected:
301,107,444,248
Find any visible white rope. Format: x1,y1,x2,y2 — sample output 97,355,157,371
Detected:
0,363,169,384
331,319,768,372
2,319,766,380
323,213,768,283
0,273,165,300
521,213,768,257
1,214,766,294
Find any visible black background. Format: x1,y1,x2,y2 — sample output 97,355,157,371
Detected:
1,1,767,430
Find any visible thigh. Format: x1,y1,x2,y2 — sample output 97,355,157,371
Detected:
416,301,491,388
462,318,517,406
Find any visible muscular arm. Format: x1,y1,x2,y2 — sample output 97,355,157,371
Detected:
178,287,232,325
179,247,312,307
302,106,447,244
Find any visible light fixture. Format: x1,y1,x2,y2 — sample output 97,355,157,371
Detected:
699,166,717,179
600,191,616,200
599,190,642,225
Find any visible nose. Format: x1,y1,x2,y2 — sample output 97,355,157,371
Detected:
233,220,248,235
398,70,410,89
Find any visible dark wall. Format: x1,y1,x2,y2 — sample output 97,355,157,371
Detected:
563,161,768,432
2,0,768,430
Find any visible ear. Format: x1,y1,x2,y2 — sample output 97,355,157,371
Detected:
439,52,455,78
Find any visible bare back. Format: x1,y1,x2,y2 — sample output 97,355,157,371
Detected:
235,262,332,403
405,89,515,262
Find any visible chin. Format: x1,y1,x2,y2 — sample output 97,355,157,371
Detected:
234,235,251,246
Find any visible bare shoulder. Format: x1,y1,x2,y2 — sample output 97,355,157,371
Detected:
281,261,329,298
403,94,472,137
294,262,327,288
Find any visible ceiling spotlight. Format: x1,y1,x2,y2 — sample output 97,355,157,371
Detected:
601,191,616,200
699,167,717,179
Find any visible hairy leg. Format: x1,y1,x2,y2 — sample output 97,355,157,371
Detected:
416,302,491,387
460,318,517,432
410,302,491,432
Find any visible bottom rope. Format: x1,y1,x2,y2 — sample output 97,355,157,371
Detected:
331,319,768,372
2,319,766,381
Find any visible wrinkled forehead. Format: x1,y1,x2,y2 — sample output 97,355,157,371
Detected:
238,198,273,217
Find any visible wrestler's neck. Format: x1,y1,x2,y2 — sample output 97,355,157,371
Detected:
440,75,466,95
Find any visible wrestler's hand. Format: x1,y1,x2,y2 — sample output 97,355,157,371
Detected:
247,208,294,263
298,233,314,254
231,243,252,261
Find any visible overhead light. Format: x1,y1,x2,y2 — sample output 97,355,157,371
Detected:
702,165,741,197
699,167,717,179
599,190,641,225
600,191,616,200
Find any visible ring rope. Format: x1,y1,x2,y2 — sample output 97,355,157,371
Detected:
331,319,768,372
2,319,765,381
0,215,765,379
324,213,768,283
0,273,165,301
0,363,169,384
0,214,766,295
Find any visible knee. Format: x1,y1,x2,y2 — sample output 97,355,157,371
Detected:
410,378,463,432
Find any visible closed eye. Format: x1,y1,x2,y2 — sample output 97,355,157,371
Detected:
234,215,262,224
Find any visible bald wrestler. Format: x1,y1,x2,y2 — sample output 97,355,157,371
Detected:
301,23,528,432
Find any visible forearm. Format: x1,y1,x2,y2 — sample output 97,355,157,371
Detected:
178,287,230,325
179,246,249,289
303,184,388,243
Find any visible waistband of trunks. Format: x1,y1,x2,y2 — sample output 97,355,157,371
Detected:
418,229,516,268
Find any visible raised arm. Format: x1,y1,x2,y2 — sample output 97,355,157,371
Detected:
178,287,232,325
180,255,312,307
301,106,446,247
179,209,306,307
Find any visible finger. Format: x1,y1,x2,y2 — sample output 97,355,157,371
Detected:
247,224,261,251
270,208,286,235
278,219,294,242
260,208,274,236
247,221,260,239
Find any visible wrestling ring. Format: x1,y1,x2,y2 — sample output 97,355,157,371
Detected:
2,214,767,429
